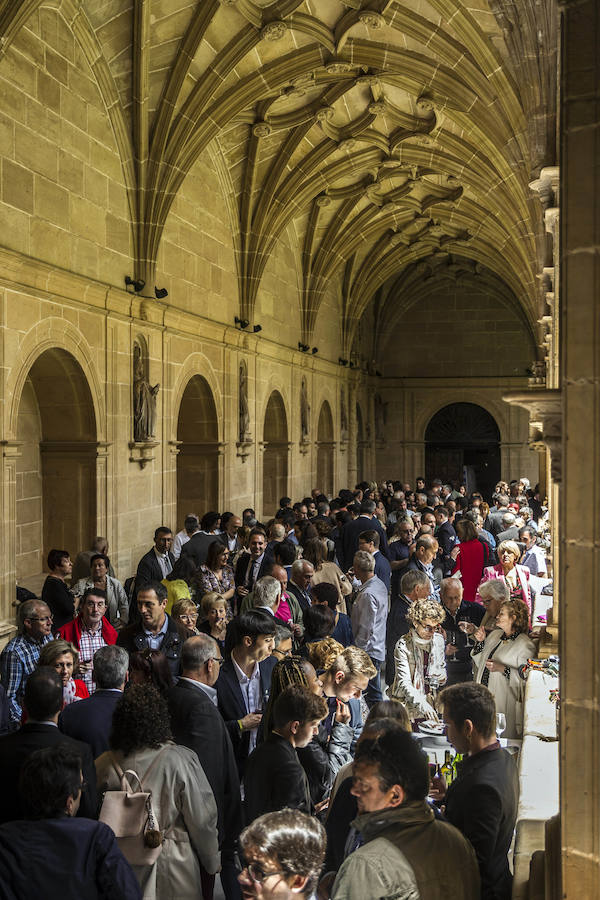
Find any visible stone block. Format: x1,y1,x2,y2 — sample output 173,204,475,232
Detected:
34,175,69,225
45,48,68,86
37,71,61,113
0,203,30,254
105,212,130,253
59,150,84,194
2,48,37,97
60,88,88,132
84,165,108,206
72,236,99,279
70,195,105,243
30,218,70,268
15,125,58,180
60,120,90,163
2,160,34,214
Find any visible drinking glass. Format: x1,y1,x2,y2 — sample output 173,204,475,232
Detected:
458,620,473,646
496,712,506,739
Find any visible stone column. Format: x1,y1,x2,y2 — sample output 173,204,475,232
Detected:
559,0,600,893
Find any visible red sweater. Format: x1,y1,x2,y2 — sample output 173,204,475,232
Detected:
57,615,118,648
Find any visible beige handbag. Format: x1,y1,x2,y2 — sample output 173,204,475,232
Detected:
99,748,168,866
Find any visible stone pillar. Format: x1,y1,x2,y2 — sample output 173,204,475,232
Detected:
0,442,21,641
560,1,600,893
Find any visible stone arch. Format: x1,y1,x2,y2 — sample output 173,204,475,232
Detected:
176,375,220,522
424,402,501,498
7,319,105,442
170,353,223,445
316,400,334,497
262,390,289,517
15,347,98,587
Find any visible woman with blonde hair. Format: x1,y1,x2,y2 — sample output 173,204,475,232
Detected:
310,639,375,751
471,599,534,738
198,591,228,650
38,638,88,707
302,538,351,613
390,598,446,723
477,539,532,616
171,597,200,635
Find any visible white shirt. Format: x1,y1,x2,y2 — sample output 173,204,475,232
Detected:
179,676,218,707
232,653,262,752
172,530,191,560
153,547,173,578
521,545,547,576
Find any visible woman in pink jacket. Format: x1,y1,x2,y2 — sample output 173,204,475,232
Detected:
476,540,532,617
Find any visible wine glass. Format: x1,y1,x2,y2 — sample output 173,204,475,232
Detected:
496,712,506,739
428,674,440,697
458,620,473,646
446,630,457,657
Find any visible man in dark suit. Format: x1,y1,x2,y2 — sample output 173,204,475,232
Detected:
169,635,242,900
286,559,314,613
434,506,459,576
439,682,519,900
134,526,175,599
117,581,187,676
243,684,328,824
0,668,96,823
59,644,128,757
233,529,272,609
358,529,392,592
181,511,223,568
440,578,485,687
0,745,141,899
216,609,277,778
338,500,389,572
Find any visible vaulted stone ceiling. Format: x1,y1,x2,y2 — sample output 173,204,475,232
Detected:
0,0,557,358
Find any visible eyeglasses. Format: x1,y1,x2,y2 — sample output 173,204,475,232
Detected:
242,861,288,884
272,647,292,658
419,624,436,633
210,657,224,666
27,615,53,623
179,613,198,622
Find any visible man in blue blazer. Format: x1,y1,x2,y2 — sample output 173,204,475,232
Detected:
216,610,277,778
59,645,129,758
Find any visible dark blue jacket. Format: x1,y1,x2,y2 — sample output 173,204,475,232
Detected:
373,551,392,592
338,516,390,572
59,689,121,759
0,817,141,899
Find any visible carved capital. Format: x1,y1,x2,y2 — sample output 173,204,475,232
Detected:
503,389,562,482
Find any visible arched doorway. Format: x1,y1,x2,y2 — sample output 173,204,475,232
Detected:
356,404,365,480
425,403,501,499
16,349,97,586
316,401,334,497
263,391,288,517
177,376,219,522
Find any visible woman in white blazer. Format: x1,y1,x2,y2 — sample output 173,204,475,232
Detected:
391,597,447,723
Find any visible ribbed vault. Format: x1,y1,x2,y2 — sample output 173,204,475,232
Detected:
0,0,557,356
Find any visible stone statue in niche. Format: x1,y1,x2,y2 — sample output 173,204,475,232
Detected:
340,387,348,441
239,361,250,442
300,377,310,441
375,393,387,442
133,342,160,441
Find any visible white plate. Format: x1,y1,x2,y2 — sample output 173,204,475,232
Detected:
418,722,445,736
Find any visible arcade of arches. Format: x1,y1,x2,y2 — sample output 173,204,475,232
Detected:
0,0,598,894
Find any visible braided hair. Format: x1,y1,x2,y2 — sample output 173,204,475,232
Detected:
263,655,312,736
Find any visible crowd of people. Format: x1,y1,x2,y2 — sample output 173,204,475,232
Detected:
0,476,549,899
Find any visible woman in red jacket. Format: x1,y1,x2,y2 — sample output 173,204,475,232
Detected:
451,518,485,604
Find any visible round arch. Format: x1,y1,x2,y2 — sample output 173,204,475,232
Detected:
316,400,334,497
176,375,219,522
424,402,501,498
263,390,288,516
15,347,98,586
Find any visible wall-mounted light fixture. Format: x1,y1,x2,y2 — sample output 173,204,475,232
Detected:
298,342,310,352
125,276,145,292
338,358,348,366
235,316,250,329
311,347,318,354
155,286,168,299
